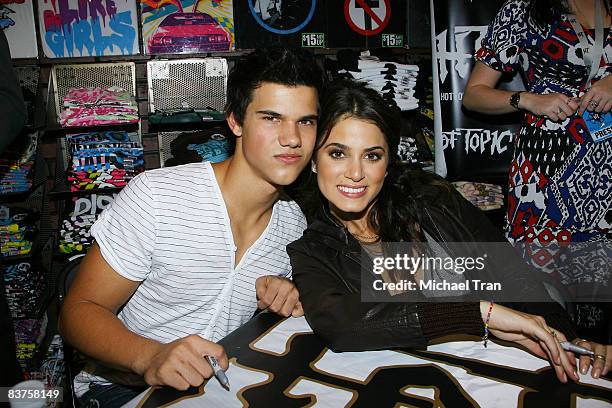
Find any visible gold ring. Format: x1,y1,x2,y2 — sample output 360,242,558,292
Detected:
594,354,606,361
572,338,589,345
549,329,557,338
590,101,599,107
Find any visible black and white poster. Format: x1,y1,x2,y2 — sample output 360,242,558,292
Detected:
431,0,523,181
233,0,327,49
326,0,406,49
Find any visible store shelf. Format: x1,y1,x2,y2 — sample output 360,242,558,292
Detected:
0,143,49,204
44,88,139,138
48,140,127,200
146,117,226,133
5,237,55,322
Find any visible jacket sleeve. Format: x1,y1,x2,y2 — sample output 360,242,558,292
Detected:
289,244,427,351
289,243,485,351
0,30,26,152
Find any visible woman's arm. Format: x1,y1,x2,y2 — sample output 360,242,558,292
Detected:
289,246,427,351
463,61,514,115
463,62,579,121
289,238,580,382
288,243,485,351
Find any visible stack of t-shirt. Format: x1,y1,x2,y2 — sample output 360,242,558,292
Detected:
452,181,504,211
59,86,139,127
352,58,419,111
164,128,233,167
36,334,64,388
0,206,38,258
0,132,37,195
334,52,419,111
65,131,144,192
2,260,45,318
13,318,46,374
59,193,117,255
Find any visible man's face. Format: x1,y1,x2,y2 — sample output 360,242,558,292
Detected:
231,82,318,187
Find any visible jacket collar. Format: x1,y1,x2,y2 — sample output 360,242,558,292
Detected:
306,203,363,253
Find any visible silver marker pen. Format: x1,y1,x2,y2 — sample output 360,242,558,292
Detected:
206,355,230,390
560,341,594,356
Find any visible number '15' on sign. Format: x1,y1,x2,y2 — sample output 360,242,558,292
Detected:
382,34,404,47
302,33,325,48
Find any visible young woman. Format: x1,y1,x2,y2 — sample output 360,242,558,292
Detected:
287,80,611,384
463,0,612,337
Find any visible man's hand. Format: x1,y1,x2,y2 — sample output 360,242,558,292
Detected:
136,335,228,390
255,276,303,317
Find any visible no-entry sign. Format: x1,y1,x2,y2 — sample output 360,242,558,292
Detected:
344,0,391,36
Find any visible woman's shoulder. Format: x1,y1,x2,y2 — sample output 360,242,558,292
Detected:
393,167,454,204
490,0,532,28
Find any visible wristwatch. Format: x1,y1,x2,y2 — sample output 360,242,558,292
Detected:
510,91,523,110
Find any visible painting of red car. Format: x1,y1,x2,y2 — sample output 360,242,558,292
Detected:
148,12,230,53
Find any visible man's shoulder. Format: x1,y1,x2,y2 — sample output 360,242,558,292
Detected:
142,162,212,182
133,162,214,195
273,198,307,237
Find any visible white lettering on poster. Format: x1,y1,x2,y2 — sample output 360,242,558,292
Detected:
435,25,488,83
441,128,514,156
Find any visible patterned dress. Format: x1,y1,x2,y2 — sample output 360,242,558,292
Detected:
476,0,611,309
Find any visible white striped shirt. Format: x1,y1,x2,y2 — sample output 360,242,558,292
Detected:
75,161,306,393
94,160,306,341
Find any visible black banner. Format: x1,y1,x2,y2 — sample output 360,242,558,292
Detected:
234,0,327,49
233,0,406,50
432,0,523,181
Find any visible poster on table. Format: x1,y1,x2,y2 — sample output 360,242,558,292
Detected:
124,315,612,407
325,0,407,49
431,0,523,180
37,0,140,58
141,0,235,54
1,0,38,58
233,0,326,49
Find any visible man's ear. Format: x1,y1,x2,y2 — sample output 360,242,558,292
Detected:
226,112,243,137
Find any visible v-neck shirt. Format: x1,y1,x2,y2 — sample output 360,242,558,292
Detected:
90,161,307,343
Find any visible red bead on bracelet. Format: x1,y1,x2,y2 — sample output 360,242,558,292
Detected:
483,300,495,348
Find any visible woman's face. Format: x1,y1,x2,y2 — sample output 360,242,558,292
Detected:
315,116,389,219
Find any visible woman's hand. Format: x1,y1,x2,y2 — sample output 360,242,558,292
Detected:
571,339,611,378
520,92,580,121
480,302,579,383
579,75,612,115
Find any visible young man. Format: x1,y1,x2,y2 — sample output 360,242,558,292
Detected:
59,47,322,406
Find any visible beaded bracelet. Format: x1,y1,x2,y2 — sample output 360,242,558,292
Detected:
483,300,495,348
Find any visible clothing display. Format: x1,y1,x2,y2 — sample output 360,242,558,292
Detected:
65,131,144,192
58,193,117,255
452,181,504,211
0,206,38,258
334,51,420,111
0,132,37,195
398,109,435,168
163,128,233,167
13,318,46,375
2,260,45,319
59,87,138,127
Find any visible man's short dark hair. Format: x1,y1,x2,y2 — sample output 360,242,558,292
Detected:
225,47,323,125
